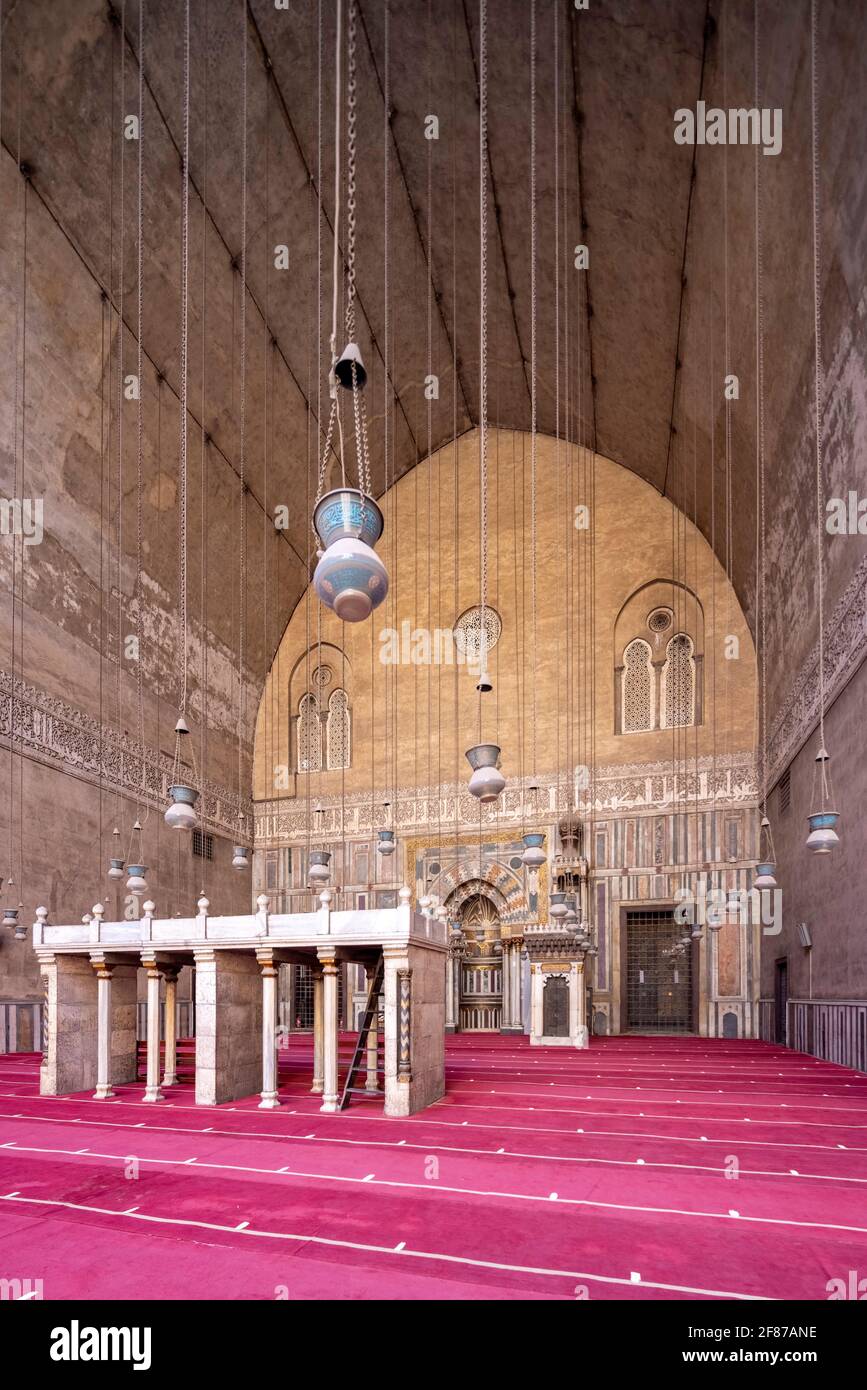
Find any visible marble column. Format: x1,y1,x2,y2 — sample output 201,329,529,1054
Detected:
575,960,589,1048
500,942,512,1030
311,969,324,1094
365,964,379,1092
530,963,544,1044
445,951,456,1032
141,958,164,1103
162,968,179,1087
511,940,523,1028
92,960,114,1100
319,949,339,1113
397,968,412,1082
258,951,280,1109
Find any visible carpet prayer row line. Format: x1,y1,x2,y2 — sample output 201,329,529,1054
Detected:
0,1035,865,1300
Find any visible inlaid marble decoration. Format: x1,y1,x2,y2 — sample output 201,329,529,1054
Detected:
254,754,759,847
0,669,252,839
765,553,867,784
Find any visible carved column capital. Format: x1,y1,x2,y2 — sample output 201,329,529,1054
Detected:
256,949,278,975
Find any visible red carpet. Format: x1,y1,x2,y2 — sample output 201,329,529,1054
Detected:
1,1035,865,1301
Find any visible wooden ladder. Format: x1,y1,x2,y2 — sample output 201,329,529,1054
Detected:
339,956,384,1110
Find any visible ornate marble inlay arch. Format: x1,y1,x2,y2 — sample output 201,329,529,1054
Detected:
445,880,508,918
433,856,526,924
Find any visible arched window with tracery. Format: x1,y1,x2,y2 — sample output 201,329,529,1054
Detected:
621,638,654,733
661,633,696,729
326,688,351,770
297,693,322,772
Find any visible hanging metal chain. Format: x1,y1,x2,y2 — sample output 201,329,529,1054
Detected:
345,0,372,498
317,0,370,513
345,0,358,344
351,360,372,496
115,2,127,831
238,0,248,805
552,0,560,821
754,0,768,817
529,0,537,781
179,0,191,716
478,0,489,677
200,0,211,871
314,395,338,530
136,0,145,808
810,0,827,778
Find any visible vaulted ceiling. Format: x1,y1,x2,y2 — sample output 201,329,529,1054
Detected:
1,0,864,735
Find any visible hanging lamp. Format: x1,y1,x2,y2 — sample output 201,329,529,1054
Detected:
465,744,504,803
806,749,840,853
465,0,503,776
165,715,199,831
309,849,332,885
376,802,396,856
755,816,778,888
107,826,125,880
311,0,388,626
126,864,148,897
803,11,840,860
549,891,568,920
312,490,388,623
164,0,200,845
230,805,251,871
1,875,18,932
125,818,148,897
520,832,546,869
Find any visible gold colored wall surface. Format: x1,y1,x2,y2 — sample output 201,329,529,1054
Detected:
254,430,756,804
252,431,760,1040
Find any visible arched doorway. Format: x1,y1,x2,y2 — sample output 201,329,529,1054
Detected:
450,889,503,1032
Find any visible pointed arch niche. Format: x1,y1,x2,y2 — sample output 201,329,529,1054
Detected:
613,580,705,735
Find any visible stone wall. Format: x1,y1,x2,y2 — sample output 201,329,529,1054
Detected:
761,659,867,1005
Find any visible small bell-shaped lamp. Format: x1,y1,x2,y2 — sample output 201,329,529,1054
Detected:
520,833,546,869
377,803,396,857
165,715,199,832
465,744,505,803
107,825,125,880
125,819,148,896
805,747,841,854
755,816,778,889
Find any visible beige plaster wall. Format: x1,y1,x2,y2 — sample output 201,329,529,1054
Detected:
254,429,757,807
